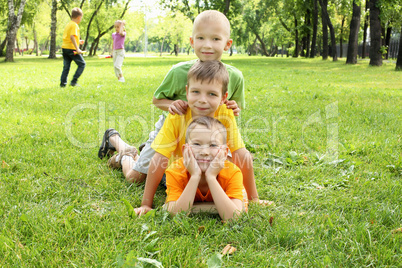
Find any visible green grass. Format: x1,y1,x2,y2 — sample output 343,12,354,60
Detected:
1,54,401,267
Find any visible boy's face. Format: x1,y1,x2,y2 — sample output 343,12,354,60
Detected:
190,20,232,61
76,15,83,24
186,77,228,118
187,124,227,172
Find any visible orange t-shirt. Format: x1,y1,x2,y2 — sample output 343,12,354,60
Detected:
165,158,244,203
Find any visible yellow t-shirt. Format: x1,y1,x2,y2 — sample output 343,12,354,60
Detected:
62,21,80,50
165,158,244,203
151,105,245,160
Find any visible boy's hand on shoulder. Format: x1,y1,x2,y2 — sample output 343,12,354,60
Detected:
183,145,201,178
205,147,226,179
134,205,152,216
169,100,188,115
224,100,240,116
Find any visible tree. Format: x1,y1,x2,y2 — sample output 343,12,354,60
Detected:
48,0,58,59
396,26,402,70
346,0,361,64
5,0,27,62
362,0,369,58
319,0,337,61
369,0,382,66
87,0,131,56
310,0,318,57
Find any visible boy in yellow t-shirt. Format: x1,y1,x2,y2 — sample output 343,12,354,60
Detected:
164,116,247,221
60,7,86,87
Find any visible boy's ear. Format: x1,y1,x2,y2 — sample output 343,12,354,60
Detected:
220,92,228,104
224,39,233,51
189,36,195,48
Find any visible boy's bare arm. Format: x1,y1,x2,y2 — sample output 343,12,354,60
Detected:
206,176,243,220
135,153,169,215
165,145,202,214
205,149,243,220
70,35,82,53
153,97,188,115
164,174,200,214
231,148,259,201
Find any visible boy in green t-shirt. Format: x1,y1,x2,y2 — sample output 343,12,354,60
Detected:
99,10,270,215
60,7,86,87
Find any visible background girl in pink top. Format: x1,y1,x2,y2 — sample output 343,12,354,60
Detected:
112,20,126,82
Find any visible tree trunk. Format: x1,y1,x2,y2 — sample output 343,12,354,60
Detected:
369,0,382,66
84,1,104,51
5,0,27,62
49,0,57,59
319,0,328,60
346,1,361,64
160,35,166,56
384,24,392,60
310,0,318,58
0,34,7,57
16,39,21,55
319,0,337,61
255,32,269,56
395,25,402,70
362,0,369,58
223,0,230,16
33,23,38,56
340,16,345,58
293,16,299,57
305,9,311,58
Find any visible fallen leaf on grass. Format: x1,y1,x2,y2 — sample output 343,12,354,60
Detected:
198,226,205,232
2,160,9,168
269,217,274,226
391,227,402,234
222,244,236,255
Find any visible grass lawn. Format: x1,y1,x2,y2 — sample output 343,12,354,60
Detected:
0,54,401,267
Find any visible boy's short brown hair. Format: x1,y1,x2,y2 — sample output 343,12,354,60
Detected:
185,116,227,144
187,60,229,96
71,7,83,19
193,10,230,38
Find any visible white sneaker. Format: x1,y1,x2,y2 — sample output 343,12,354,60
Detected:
118,77,125,82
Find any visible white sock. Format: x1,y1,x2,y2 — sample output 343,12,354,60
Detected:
115,154,121,163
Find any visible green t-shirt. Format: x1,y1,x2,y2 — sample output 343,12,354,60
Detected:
153,59,246,109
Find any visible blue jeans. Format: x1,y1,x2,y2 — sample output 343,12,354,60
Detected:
60,48,86,86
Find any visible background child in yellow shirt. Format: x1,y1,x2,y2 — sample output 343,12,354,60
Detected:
60,7,86,87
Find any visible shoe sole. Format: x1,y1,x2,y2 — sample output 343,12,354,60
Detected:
98,129,120,159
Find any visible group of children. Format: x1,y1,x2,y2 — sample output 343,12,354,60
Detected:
62,8,270,221
60,7,126,87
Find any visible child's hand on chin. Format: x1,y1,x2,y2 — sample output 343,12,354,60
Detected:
205,147,226,178
183,144,201,178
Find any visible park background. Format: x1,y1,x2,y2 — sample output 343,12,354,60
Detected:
1,0,402,267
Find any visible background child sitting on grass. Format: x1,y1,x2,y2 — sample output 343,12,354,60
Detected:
164,116,247,221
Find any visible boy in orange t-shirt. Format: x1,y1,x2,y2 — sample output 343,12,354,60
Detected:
60,7,86,87
164,116,247,221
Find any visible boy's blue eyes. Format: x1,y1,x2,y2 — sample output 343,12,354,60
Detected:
190,91,218,96
191,144,218,148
